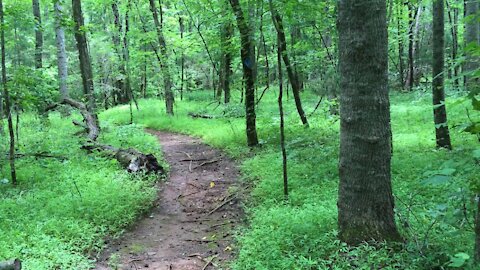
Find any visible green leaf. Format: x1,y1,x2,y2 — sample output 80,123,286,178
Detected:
473,149,480,159
448,252,470,268
472,97,480,111
422,175,451,186
437,168,456,176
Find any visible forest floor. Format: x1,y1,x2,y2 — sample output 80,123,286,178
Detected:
95,131,244,270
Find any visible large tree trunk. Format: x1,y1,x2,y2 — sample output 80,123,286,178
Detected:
54,0,68,100
0,0,16,186
149,0,174,115
32,0,43,69
269,1,309,127
229,0,259,147
337,0,401,244
72,0,98,119
465,0,479,92
432,0,452,150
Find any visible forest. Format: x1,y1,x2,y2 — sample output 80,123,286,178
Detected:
0,0,479,269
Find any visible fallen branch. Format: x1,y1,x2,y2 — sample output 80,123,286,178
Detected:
0,259,22,270
206,194,237,216
62,97,100,141
201,255,218,270
192,158,221,170
188,112,215,119
12,152,67,161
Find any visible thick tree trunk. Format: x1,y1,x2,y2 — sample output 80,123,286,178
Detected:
54,0,68,99
32,0,43,69
0,0,16,186
432,0,452,150
337,0,401,244
149,0,174,115
269,1,309,127
465,0,479,92
72,0,97,118
229,0,259,147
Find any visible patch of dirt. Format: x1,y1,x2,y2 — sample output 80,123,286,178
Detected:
94,131,244,270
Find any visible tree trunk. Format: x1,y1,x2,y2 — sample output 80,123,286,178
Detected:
337,0,401,244
149,0,174,115
111,1,128,104
432,0,453,150
277,33,288,200
219,20,233,104
465,0,479,92
72,0,97,119
179,16,185,101
229,0,259,147
269,1,309,127
54,0,68,100
0,0,16,186
32,0,43,69
447,0,460,89
397,3,405,89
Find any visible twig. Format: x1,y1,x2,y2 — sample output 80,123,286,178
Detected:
206,194,236,216
201,255,218,270
192,159,221,170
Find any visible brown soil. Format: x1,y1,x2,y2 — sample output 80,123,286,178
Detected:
94,131,243,270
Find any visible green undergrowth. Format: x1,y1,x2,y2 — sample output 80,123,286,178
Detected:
103,88,479,269
0,112,163,269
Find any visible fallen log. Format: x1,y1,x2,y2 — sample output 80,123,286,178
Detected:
188,112,215,119
0,259,22,270
82,143,164,174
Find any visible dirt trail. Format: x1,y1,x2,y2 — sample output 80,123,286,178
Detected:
95,131,243,270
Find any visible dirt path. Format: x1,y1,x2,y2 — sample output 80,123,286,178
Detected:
95,131,243,270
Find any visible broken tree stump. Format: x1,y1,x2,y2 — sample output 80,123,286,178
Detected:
0,259,21,270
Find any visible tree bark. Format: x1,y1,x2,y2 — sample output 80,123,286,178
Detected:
179,15,185,101
219,20,233,104
72,0,97,118
277,33,288,200
111,1,127,104
269,1,309,127
54,0,68,100
0,0,17,186
447,0,460,89
465,0,479,92
229,0,259,147
32,0,43,69
149,0,174,115
432,0,453,150
337,0,401,244
397,3,405,89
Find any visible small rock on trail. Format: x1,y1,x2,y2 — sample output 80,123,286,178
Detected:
94,131,243,270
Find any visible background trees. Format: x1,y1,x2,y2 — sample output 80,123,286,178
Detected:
0,0,478,268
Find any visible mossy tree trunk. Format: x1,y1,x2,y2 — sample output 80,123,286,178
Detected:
337,0,402,244
229,0,258,147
